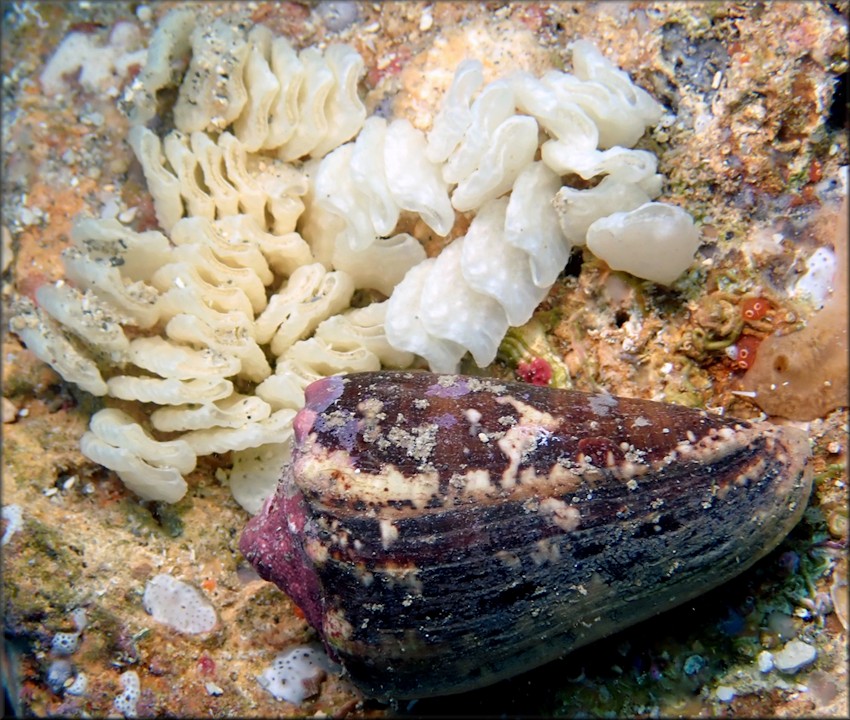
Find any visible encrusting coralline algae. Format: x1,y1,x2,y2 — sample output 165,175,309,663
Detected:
9,8,700,513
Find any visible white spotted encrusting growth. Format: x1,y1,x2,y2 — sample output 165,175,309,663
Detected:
10,9,701,510
256,644,337,704
142,573,217,634
113,670,141,718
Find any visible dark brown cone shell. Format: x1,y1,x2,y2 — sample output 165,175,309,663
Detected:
240,371,812,699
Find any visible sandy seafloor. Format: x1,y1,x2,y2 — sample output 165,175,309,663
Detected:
1,1,848,717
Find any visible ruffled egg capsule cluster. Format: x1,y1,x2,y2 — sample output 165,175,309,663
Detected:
10,9,701,513
383,42,700,372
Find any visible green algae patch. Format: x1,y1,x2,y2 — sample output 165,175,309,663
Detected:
2,514,85,629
